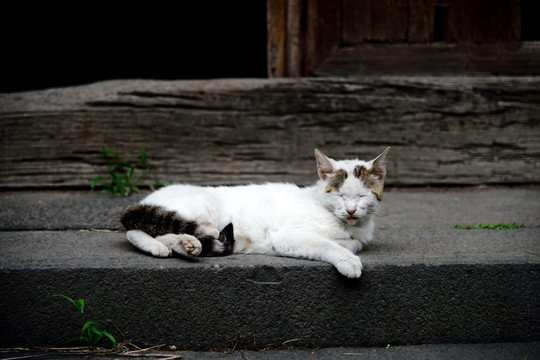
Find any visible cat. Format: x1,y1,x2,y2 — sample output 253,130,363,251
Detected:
121,148,390,278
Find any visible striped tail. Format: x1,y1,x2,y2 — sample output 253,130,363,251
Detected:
120,204,198,238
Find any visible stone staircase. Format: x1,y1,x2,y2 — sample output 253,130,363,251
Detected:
1,187,538,350
1,77,539,357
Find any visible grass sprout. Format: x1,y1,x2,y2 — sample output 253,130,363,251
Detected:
453,222,525,230
52,294,117,350
91,147,166,197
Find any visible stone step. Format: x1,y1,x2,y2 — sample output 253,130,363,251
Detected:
1,342,539,360
0,188,539,349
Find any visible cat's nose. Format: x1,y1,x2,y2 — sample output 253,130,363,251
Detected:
347,208,356,215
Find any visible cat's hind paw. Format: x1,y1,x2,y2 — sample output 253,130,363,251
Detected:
151,243,174,258
156,233,202,257
335,255,363,278
181,235,202,256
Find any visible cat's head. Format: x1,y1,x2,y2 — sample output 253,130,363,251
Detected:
314,148,390,225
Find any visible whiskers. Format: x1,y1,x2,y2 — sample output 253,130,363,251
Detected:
366,205,380,216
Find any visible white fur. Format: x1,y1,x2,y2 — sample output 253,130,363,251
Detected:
125,149,389,278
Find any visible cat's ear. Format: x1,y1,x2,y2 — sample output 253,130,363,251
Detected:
370,147,390,180
314,149,335,180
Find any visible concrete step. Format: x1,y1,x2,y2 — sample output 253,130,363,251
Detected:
1,342,539,360
1,187,539,350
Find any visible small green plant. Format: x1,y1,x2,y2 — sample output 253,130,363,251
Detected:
453,222,525,230
91,147,163,197
52,294,117,350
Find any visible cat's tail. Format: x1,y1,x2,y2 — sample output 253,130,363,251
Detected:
120,203,197,238
120,203,235,257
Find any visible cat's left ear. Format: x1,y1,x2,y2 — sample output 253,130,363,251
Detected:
314,149,335,180
370,147,390,180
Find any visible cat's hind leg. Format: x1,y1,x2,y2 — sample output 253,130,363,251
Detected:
126,230,173,258
155,224,234,257
127,225,234,258
155,233,202,257
157,223,235,257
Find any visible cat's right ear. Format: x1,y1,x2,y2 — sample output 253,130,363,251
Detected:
314,149,335,180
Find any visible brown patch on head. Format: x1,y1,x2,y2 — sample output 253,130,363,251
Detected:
354,165,384,201
325,169,348,193
353,165,366,178
352,148,390,201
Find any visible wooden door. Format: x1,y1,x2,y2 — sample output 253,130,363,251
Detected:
267,0,540,76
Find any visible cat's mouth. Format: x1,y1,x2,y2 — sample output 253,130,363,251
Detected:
345,216,358,224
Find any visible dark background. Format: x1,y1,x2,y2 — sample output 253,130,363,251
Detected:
2,1,539,93
1,2,268,93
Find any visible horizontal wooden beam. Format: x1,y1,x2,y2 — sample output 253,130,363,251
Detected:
316,42,540,76
1,77,539,189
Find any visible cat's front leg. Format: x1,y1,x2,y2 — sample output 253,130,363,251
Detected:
273,232,362,278
336,255,363,278
334,239,364,253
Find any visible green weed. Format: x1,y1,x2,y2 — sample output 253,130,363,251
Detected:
453,222,525,230
52,294,117,350
91,147,165,197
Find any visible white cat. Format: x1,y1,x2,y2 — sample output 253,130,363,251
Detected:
121,148,390,278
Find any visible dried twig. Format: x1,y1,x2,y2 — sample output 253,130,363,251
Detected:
2,355,47,360
0,346,182,359
122,344,165,355
83,228,120,233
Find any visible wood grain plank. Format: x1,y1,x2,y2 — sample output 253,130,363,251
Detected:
341,0,371,44
316,42,540,75
1,77,539,189
447,0,521,44
305,0,341,75
286,0,304,77
267,0,288,77
407,0,435,43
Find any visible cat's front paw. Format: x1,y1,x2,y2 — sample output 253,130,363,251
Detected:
335,255,363,278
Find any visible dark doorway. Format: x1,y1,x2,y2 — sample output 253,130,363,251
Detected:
1,2,267,92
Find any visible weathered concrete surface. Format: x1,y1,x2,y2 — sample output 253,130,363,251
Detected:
1,342,539,360
0,187,539,349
